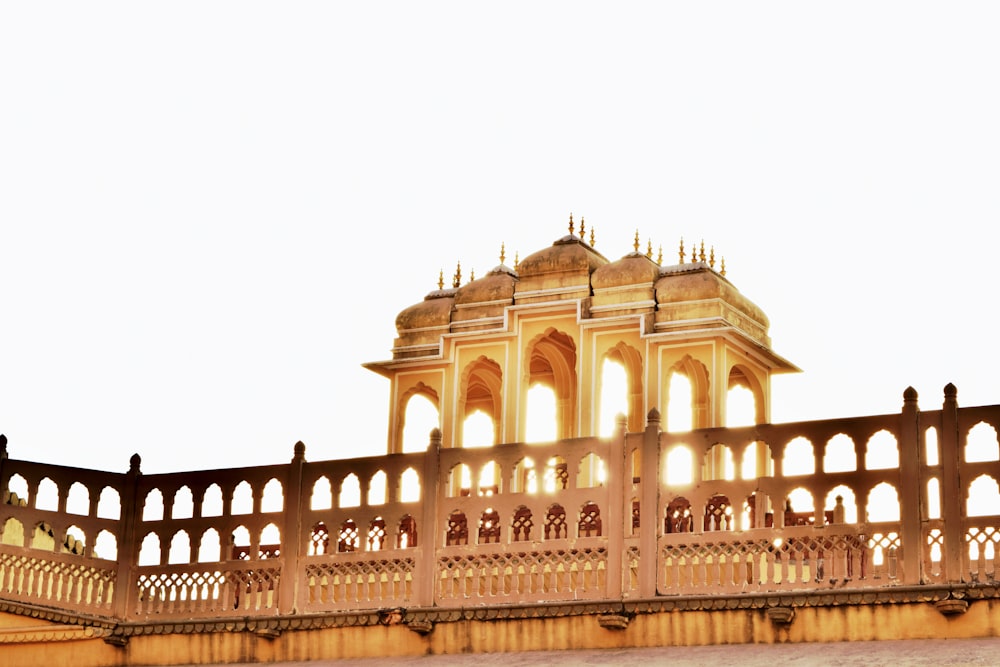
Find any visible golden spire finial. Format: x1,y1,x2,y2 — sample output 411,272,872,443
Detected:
657,244,663,266
720,257,726,277
646,239,653,259
568,213,575,236
579,216,586,240
500,243,506,266
453,261,462,289
709,246,716,269
633,229,640,253
699,240,706,263
469,268,475,282
589,227,595,247
678,238,685,264
514,251,519,271
438,269,444,290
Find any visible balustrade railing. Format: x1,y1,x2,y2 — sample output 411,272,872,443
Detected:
1,387,999,622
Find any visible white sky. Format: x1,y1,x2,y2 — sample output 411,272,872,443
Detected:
1,3,998,473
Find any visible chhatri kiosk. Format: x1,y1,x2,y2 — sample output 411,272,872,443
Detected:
1,218,998,665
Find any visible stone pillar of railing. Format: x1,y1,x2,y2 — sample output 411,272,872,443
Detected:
898,386,922,584
116,453,142,619
415,427,442,607
639,408,661,598
605,413,628,600
280,441,306,614
939,383,964,582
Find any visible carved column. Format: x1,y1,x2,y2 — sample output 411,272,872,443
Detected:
605,414,627,599
115,453,142,619
639,408,661,598
279,441,306,614
898,387,922,584
415,428,441,607
940,383,964,583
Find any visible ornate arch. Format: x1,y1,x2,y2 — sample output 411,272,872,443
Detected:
394,381,441,452
459,356,503,445
665,355,711,429
728,363,766,425
604,341,644,432
526,328,578,438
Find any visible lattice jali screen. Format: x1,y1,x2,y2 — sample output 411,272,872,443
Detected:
966,525,1000,582
436,547,607,604
134,566,280,616
659,532,878,594
304,557,415,609
0,550,115,614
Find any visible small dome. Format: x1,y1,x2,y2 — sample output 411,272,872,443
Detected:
655,265,769,329
592,252,661,289
455,265,517,305
395,288,456,333
516,235,608,279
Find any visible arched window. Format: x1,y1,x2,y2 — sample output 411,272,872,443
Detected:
478,508,501,544
168,530,191,564
446,511,468,546
401,392,439,453
198,528,221,562
511,506,533,541
966,422,1000,463
824,434,856,473
867,483,901,522
968,475,1000,517
138,533,161,566
367,517,387,551
665,446,693,486
338,520,359,553
259,523,281,558
578,502,602,537
1,518,24,547
5,474,29,505
309,523,330,555
368,471,387,506
142,489,164,521
525,384,557,442
172,486,194,519
865,430,899,470
94,529,117,560
96,486,121,520
544,504,567,540
66,482,89,515
398,515,417,549
231,481,253,515
783,437,815,476
400,468,421,503
261,478,283,513
36,478,59,512
311,476,333,510
599,358,628,437
202,484,224,517
339,474,361,508
666,373,692,433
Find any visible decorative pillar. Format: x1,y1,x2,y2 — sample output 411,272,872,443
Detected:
415,428,442,607
898,387,922,584
639,408,661,598
605,414,627,599
939,383,964,583
115,453,142,619
279,441,306,614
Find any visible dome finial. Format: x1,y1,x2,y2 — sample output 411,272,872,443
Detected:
438,269,444,290
469,267,475,282
646,239,653,259
568,213,575,236
709,246,716,269
720,257,726,277
499,242,506,265
579,216,586,239
699,240,706,263
633,229,640,253
453,261,462,288
657,244,663,266
514,251,519,271
589,227,596,247
678,237,685,264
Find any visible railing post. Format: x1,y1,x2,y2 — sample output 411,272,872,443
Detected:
415,428,442,607
605,414,627,600
114,453,142,620
939,383,964,583
639,408,661,598
898,386,922,584
280,441,306,614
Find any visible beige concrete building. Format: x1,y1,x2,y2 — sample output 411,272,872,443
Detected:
2,219,1000,666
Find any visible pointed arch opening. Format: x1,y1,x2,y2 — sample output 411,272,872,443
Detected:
460,356,502,446
399,384,440,453
727,364,763,426
526,328,578,440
